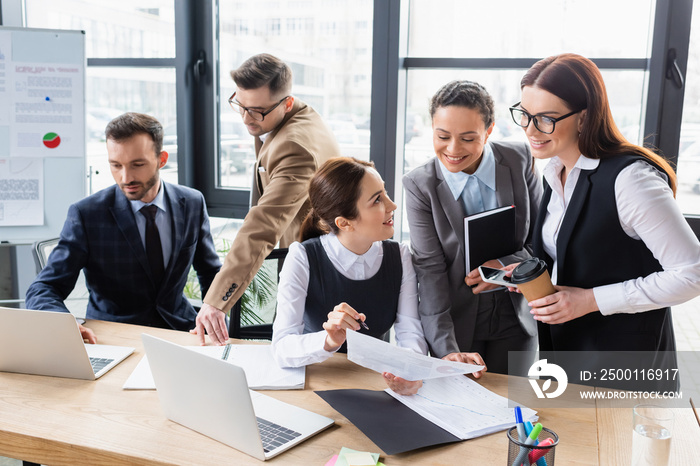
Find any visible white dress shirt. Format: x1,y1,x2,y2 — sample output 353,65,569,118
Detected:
542,155,700,315
271,233,428,368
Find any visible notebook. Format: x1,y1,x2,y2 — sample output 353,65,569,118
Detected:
0,306,134,380
141,334,334,461
122,344,305,390
464,205,517,272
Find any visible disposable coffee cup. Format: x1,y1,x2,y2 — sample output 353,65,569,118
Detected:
510,258,556,302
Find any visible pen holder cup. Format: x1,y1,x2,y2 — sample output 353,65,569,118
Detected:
506,426,559,466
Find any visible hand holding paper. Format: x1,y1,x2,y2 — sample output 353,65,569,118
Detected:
442,351,486,378
346,330,485,381
382,372,423,395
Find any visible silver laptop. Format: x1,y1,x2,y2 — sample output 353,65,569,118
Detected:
141,334,334,461
0,306,134,380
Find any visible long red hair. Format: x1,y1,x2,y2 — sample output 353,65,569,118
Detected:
521,53,677,195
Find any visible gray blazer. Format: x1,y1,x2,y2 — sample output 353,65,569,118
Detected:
402,140,542,357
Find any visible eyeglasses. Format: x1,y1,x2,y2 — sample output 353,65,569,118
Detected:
509,102,583,134
228,92,290,122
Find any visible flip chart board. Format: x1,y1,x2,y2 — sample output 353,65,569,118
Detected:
0,26,86,243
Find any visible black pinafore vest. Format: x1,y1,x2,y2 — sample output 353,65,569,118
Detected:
532,155,675,354
301,237,402,353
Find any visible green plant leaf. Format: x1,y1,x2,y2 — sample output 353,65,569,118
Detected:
184,236,278,329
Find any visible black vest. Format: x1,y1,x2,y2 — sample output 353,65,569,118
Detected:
533,155,676,353
302,237,402,353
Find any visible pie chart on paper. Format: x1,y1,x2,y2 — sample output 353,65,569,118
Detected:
43,132,61,149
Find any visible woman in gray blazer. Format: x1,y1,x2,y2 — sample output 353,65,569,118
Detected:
403,80,542,375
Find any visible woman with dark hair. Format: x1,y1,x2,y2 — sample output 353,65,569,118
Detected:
509,53,700,352
403,80,542,375
271,157,486,395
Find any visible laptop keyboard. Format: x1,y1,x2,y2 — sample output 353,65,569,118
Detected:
257,417,302,453
89,357,114,374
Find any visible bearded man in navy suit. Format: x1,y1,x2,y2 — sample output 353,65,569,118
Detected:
25,112,221,343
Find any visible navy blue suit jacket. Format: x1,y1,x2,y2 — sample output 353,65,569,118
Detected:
25,182,221,331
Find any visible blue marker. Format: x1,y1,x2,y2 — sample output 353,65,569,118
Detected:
45,96,50,101
514,406,526,442
524,421,548,466
512,423,543,466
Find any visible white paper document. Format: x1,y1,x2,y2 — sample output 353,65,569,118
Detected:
123,344,305,390
0,157,44,226
386,375,538,439
346,330,484,380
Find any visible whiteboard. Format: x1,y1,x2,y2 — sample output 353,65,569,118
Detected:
0,26,86,243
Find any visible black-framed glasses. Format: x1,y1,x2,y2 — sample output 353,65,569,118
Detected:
228,92,290,122
509,102,583,134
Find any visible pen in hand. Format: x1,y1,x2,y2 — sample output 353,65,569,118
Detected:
356,318,369,330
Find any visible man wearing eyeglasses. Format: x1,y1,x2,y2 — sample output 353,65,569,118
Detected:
194,53,341,345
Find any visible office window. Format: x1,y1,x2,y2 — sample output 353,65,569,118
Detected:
20,0,692,225
216,0,373,192
25,0,175,58
25,0,178,195
390,0,679,242
408,0,654,59
84,67,177,193
678,5,700,215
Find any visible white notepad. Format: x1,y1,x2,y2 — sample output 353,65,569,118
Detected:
123,344,305,390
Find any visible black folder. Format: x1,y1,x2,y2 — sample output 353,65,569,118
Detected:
464,205,517,272
315,389,460,455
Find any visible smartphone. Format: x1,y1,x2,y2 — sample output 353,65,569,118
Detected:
478,266,513,287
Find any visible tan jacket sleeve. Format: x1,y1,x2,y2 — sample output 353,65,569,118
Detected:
204,142,317,313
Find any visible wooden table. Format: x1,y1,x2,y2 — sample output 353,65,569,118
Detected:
0,320,698,465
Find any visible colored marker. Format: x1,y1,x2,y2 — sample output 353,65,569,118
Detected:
528,438,554,465
514,406,526,442
512,407,528,466
511,422,542,466
524,421,548,466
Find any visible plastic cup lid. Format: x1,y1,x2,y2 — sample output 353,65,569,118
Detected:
510,258,547,284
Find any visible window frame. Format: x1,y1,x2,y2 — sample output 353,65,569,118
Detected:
3,0,695,236
367,0,696,240
176,0,251,219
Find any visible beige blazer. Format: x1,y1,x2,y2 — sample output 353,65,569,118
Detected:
205,99,341,311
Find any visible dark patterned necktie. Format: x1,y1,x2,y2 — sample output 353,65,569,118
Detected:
140,205,164,285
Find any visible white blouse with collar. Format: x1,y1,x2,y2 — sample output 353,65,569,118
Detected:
271,233,428,368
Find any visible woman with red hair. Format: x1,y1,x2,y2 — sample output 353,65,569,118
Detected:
510,53,700,353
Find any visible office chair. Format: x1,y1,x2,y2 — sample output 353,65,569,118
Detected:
31,238,89,320
228,248,288,340
32,237,60,272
